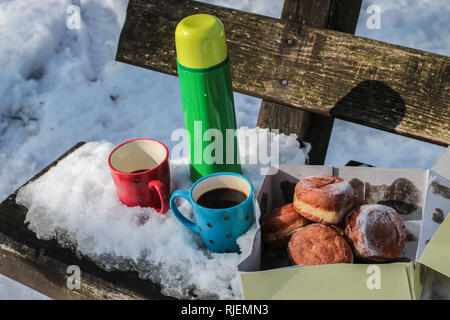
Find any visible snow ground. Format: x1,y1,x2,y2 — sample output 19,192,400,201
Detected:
0,0,448,299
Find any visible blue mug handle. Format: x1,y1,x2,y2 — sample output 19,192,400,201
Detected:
170,190,200,234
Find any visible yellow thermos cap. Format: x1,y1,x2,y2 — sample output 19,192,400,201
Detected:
175,14,228,69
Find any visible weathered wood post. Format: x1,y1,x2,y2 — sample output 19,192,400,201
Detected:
257,0,362,164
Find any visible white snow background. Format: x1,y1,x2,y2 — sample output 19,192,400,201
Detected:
0,0,448,299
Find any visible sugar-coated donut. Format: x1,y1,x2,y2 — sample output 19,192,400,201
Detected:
344,204,407,262
293,176,354,225
287,224,354,266
261,203,311,248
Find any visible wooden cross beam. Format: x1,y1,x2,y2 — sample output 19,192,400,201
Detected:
117,0,450,147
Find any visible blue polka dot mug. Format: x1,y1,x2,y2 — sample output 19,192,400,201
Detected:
170,172,255,253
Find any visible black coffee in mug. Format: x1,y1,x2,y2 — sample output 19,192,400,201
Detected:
197,188,247,209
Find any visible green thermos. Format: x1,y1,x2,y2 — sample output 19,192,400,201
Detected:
175,14,242,182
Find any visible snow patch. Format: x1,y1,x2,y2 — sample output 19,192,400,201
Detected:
16,128,308,299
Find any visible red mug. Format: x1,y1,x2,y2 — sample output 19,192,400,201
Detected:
108,139,170,214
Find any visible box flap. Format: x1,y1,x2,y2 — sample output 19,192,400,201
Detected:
406,263,426,300
432,147,450,180
240,263,413,300
277,164,333,179
419,214,450,278
415,149,450,279
416,171,450,262
238,230,262,272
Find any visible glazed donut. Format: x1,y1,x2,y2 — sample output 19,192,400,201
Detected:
293,176,354,225
344,204,407,262
261,203,311,248
287,224,354,266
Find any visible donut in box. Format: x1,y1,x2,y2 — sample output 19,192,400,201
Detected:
287,223,354,266
261,203,311,248
344,204,407,262
293,176,354,225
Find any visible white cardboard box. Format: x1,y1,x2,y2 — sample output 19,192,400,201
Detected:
238,149,450,300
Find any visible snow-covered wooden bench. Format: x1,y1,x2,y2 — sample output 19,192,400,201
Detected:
0,142,173,299
0,0,448,299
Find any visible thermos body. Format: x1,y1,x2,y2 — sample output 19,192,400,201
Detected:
175,14,242,181
177,58,241,181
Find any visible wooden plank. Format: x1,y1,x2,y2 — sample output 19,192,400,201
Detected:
116,0,450,146
0,142,173,300
257,0,362,165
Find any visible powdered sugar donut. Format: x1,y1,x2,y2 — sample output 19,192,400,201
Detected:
344,204,407,262
293,176,354,225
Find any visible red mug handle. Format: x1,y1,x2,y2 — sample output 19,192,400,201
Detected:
148,180,169,214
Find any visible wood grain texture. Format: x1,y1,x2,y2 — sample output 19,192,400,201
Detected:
117,0,450,146
0,143,173,300
258,0,362,165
